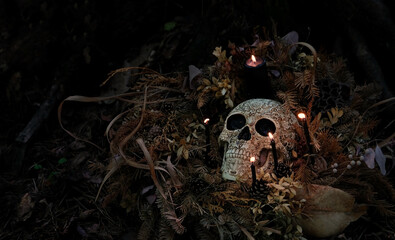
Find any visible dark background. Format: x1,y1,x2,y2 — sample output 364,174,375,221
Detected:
1,0,395,147
0,0,394,238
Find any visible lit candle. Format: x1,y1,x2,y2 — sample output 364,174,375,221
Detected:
297,112,313,153
204,118,210,160
250,156,257,185
244,54,273,99
268,132,278,174
245,55,264,67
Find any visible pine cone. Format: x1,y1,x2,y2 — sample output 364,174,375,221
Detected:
276,162,291,178
249,179,269,200
189,178,208,195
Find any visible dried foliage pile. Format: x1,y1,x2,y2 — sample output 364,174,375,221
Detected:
52,30,395,239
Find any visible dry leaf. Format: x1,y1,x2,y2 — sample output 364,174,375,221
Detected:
17,193,35,222
295,184,366,238
375,145,386,175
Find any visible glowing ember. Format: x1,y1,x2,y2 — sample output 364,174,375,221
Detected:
297,113,306,119
204,118,210,125
251,55,257,63
250,156,256,163
268,132,273,139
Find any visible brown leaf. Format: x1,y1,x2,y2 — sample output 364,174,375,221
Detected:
295,184,366,238
17,193,35,222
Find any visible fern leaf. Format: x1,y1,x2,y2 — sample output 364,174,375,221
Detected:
197,92,211,109
277,90,299,111
158,218,175,240
137,220,153,240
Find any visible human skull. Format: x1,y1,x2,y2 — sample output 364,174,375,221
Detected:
220,99,298,181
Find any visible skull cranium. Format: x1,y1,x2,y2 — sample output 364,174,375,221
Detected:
220,99,298,182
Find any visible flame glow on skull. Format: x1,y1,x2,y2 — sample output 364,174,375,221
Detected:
220,99,298,181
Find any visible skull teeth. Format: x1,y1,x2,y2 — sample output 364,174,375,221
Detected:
225,149,253,160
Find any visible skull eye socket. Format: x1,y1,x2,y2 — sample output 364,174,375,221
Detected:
226,114,246,130
255,118,276,136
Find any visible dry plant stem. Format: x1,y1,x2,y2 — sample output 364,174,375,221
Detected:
166,155,183,188
136,138,167,201
95,155,121,201
237,223,255,240
115,97,180,104
96,87,168,201
117,86,167,172
118,86,147,164
293,42,317,115
100,67,161,87
58,98,104,151
150,86,183,93
292,42,317,79
379,132,395,148
328,167,347,186
58,91,148,151
345,97,395,148
105,108,132,144
289,41,318,131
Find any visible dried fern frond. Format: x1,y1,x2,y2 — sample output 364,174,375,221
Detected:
156,193,186,234
138,215,155,240
192,219,217,240
158,218,175,240
277,90,299,112
180,194,206,216
197,91,211,109
295,163,314,186
317,130,343,162
281,71,297,90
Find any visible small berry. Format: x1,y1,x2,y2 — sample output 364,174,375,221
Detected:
347,164,352,169
333,168,338,173
348,154,353,159
333,163,338,168
350,160,356,166
357,160,361,166
360,156,365,161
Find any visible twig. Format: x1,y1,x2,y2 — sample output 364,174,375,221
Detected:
345,97,395,148
11,84,62,171
115,97,181,104
100,67,160,87
16,84,61,144
378,132,395,148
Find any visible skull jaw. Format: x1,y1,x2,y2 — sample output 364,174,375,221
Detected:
221,147,281,182
221,155,249,181
222,171,237,181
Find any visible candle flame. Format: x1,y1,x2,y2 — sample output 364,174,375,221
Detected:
251,55,256,63
268,132,273,139
297,113,306,119
204,118,210,125
250,156,256,163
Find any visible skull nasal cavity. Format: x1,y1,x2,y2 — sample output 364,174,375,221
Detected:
238,126,251,140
